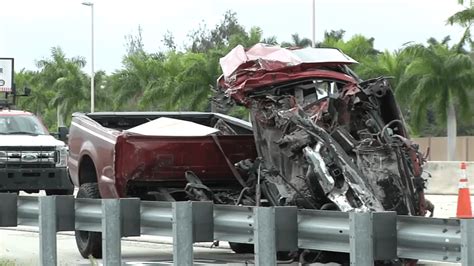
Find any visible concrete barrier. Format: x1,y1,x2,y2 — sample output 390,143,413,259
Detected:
424,161,474,195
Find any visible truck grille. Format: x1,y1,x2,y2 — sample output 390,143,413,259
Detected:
0,146,57,169
0,163,56,169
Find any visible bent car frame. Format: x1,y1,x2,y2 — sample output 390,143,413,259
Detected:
215,44,432,264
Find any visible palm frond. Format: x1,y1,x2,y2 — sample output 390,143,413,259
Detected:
447,7,474,27
453,26,472,53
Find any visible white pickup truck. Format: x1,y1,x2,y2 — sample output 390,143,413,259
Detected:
0,109,73,194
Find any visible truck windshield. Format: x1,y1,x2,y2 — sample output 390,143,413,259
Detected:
0,115,48,135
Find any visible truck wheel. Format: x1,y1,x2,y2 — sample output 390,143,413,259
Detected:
75,183,102,258
46,189,74,196
229,242,254,254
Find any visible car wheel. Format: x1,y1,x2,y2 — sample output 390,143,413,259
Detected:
74,183,102,258
46,189,74,196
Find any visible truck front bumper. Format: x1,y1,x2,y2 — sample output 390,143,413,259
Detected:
0,167,73,191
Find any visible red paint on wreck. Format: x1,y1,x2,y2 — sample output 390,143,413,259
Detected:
113,134,257,197
68,112,258,198
219,68,357,105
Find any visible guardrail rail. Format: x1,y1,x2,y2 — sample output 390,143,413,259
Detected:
0,194,472,266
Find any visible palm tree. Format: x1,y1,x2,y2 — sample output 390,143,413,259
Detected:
397,40,474,160
447,0,474,52
15,70,59,131
108,52,164,110
320,33,379,63
140,51,216,111
91,70,114,112
15,70,45,113
35,47,87,127
262,36,278,45
281,33,312,48
356,50,409,88
228,26,263,49
448,7,474,27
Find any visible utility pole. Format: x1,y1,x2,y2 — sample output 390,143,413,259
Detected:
82,2,95,113
312,0,316,47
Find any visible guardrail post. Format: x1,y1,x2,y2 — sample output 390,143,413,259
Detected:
120,198,141,237
39,196,56,266
275,206,298,252
102,199,121,266
254,207,276,266
39,195,74,266
0,193,17,227
461,219,474,265
349,212,373,266
55,196,75,231
372,212,397,260
192,201,213,242
172,201,193,266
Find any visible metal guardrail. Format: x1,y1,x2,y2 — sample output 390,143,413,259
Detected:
0,194,473,266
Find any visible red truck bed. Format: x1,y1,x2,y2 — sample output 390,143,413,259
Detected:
115,134,256,196
68,112,257,198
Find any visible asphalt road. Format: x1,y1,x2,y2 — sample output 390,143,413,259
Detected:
0,194,470,265
0,228,259,266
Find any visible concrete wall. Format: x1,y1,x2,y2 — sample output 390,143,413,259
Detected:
412,136,474,161
424,161,474,195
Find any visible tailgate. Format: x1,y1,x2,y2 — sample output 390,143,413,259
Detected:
115,134,257,184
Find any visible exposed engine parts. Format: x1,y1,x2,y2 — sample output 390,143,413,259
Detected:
208,44,435,264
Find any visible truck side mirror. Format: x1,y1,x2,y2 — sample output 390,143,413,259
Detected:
58,126,69,143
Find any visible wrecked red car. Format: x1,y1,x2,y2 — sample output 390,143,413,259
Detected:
216,43,429,214
215,44,432,262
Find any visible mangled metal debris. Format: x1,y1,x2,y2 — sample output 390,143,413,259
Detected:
215,43,432,217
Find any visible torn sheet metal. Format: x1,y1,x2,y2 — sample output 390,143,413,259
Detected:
217,44,429,217
217,44,358,106
220,43,357,80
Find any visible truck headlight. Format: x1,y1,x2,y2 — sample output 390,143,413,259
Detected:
55,146,68,167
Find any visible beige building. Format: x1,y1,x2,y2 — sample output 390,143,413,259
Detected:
412,136,474,161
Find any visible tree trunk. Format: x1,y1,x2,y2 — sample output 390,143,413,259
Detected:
57,105,65,127
447,102,457,161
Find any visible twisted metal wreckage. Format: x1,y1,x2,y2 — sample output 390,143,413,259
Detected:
209,44,434,263
213,43,433,215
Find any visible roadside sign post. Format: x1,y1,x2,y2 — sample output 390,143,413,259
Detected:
0,58,14,93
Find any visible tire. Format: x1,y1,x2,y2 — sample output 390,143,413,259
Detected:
229,242,254,254
46,189,74,196
74,183,102,259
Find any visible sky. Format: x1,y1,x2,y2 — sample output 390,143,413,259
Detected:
0,0,468,74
